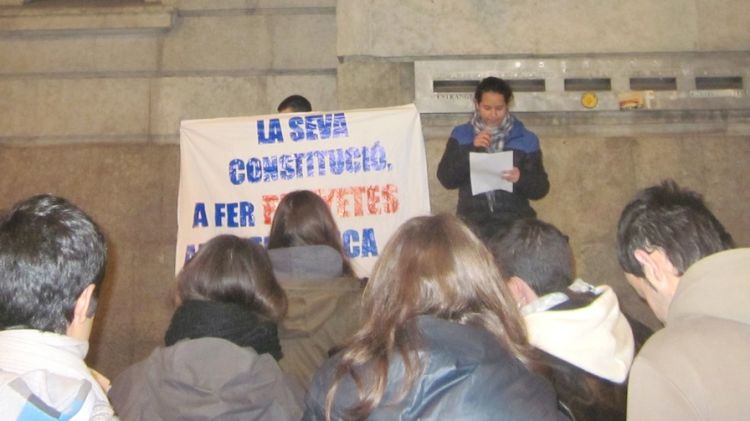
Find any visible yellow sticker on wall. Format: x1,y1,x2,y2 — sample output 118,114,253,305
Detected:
581,92,598,109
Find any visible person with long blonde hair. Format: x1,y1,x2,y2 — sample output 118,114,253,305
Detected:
302,214,561,420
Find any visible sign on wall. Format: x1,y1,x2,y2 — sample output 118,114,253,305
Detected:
176,104,431,275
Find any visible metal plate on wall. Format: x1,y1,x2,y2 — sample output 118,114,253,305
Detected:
415,55,750,113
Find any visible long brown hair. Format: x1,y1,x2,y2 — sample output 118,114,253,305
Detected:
324,214,533,419
268,190,355,277
177,234,287,321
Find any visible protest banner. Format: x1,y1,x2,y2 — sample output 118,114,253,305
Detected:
176,104,431,275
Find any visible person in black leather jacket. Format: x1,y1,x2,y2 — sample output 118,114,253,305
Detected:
302,214,563,420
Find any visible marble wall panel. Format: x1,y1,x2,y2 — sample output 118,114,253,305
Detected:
266,73,337,112
695,1,750,50
269,13,337,70
150,76,267,138
256,0,335,7
161,15,273,72
90,35,161,73
0,78,150,139
336,61,414,110
535,136,636,244
150,74,338,140
164,0,335,10
0,5,173,36
337,0,749,57
0,37,93,74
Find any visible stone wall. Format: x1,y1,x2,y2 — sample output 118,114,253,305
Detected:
337,0,750,57
0,0,748,378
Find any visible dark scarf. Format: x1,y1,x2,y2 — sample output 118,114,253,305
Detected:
164,300,283,360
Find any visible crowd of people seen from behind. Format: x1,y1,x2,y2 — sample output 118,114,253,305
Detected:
0,83,748,420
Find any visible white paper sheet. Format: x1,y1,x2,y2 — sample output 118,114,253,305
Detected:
469,151,514,195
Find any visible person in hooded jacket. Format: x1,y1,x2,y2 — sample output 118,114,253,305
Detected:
267,190,364,390
489,218,645,421
108,234,302,421
303,214,563,421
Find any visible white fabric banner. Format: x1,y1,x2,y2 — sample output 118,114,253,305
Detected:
176,104,431,275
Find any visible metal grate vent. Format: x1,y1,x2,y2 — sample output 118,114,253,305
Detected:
695,76,743,90
433,78,547,94
564,78,611,92
630,77,677,91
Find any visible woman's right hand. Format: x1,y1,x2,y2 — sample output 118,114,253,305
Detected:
473,130,491,150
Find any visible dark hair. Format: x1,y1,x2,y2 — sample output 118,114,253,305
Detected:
0,194,107,333
268,190,355,277
536,349,627,421
324,214,531,420
489,219,574,296
177,234,287,321
277,94,312,112
474,76,513,105
617,180,734,277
